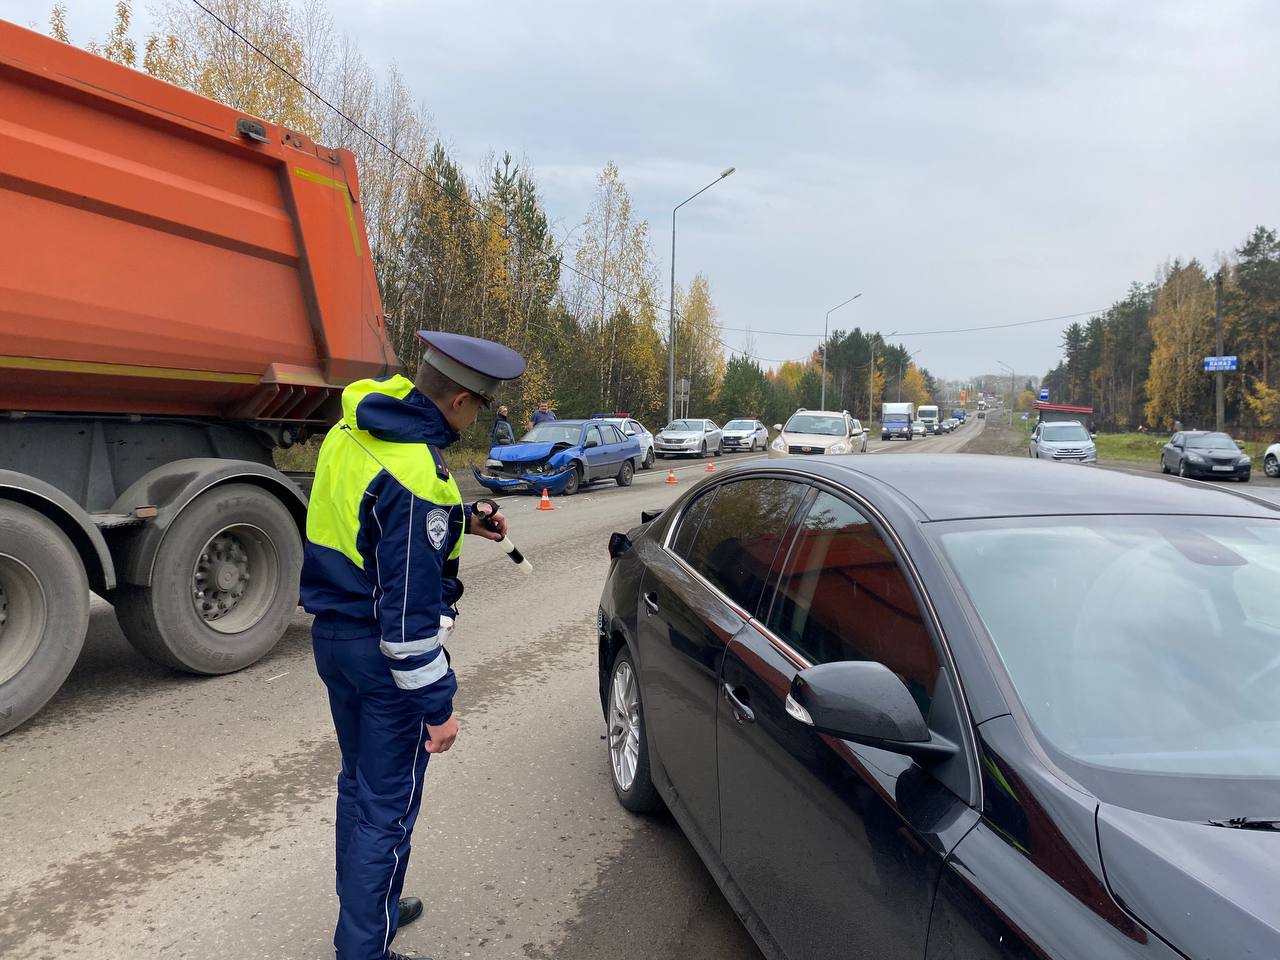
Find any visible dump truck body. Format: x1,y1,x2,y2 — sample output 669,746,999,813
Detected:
0,21,397,736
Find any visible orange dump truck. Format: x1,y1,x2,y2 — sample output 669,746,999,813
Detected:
0,22,398,734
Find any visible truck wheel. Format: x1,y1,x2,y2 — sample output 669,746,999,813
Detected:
0,502,90,736
115,484,300,675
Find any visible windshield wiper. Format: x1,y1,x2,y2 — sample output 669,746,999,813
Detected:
1207,817,1280,831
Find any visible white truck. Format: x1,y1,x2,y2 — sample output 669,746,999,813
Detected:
881,402,916,441
917,404,940,435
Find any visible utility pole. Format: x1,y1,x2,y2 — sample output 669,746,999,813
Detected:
1215,269,1225,433
821,293,861,409
868,342,875,425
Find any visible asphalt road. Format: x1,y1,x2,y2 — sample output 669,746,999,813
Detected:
0,424,983,960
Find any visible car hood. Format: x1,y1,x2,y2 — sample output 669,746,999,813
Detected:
723,430,756,437
489,441,571,463
781,432,844,447
1097,803,1279,958
659,430,703,440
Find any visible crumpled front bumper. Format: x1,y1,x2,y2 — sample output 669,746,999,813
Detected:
473,465,577,494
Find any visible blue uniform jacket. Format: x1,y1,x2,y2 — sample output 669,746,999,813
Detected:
301,375,469,726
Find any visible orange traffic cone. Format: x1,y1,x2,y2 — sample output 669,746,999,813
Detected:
536,488,555,510
705,459,715,472
665,468,678,484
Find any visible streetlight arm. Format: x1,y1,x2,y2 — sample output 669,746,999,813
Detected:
674,168,736,215
821,292,862,408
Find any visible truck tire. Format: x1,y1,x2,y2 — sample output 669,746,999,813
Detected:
114,484,301,675
0,502,90,736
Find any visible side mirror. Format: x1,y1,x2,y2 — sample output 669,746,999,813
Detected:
585,439,599,449
773,424,783,432
497,437,513,445
786,661,957,762
1090,433,1097,440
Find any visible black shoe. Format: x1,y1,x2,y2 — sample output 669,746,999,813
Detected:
388,952,432,960
398,896,423,926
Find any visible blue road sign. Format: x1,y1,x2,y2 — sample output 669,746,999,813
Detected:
1038,388,1050,401
1204,355,1238,372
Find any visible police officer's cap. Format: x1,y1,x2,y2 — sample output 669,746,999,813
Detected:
415,331,527,404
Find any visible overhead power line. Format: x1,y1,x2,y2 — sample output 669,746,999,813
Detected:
717,309,1104,340
188,0,672,321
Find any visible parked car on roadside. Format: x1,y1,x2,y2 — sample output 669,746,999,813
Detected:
598,455,1280,960
1263,441,1280,477
1161,430,1251,481
474,419,641,496
655,419,723,459
1028,419,1097,463
597,415,655,469
720,419,770,452
768,409,866,458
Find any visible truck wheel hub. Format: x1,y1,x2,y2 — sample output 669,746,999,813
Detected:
193,532,251,622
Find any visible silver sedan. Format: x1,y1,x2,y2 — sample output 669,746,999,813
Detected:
654,419,723,458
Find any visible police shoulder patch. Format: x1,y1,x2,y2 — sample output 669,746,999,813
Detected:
425,508,450,550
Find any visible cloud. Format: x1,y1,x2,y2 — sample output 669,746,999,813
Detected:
15,0,1280,378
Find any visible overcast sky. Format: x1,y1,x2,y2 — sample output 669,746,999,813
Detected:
9,0,1280,381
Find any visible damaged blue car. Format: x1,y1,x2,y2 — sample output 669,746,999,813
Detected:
473,419,643,496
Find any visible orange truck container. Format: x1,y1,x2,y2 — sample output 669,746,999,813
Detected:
0,21,398,735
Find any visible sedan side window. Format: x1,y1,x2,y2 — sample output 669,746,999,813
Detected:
766,492,940,715
585,425,603,447
682,478,808,614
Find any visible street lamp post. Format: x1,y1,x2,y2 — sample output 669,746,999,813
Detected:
898,349,921,402
868,330,898,426
820,293,862,410
996,360,1014,417
669,167,735,424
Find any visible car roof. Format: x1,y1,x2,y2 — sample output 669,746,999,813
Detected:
736,455,1280,521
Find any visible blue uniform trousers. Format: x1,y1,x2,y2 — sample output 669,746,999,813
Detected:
314,634,432,960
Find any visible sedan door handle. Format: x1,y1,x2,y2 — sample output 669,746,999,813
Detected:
722,683,755,724
643,592,659,615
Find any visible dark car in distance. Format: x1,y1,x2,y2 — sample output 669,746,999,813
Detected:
598,455,1280,960
1161,430,1251,481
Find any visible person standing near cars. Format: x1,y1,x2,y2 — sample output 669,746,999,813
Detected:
530,401,556,428
301,330,526,960
490,403,515,445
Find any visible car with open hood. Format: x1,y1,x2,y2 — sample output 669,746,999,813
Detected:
597,455,1280,960
768,409,866,458
474,419,641,496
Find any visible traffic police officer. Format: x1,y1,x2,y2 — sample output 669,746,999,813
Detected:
301,331,526,960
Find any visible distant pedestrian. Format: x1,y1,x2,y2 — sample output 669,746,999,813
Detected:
530,401,556,428
491,404,515,445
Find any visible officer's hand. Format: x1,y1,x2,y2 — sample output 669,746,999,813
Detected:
469,505,507,542
426,713,458,754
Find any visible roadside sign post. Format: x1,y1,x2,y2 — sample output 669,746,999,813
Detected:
1038,388,1049,402
1202,356,1237,372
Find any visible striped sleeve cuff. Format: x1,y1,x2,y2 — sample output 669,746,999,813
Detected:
389,647,450,690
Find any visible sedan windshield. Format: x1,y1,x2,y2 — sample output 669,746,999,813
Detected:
785,415,845,435
724,420,755,431
520,424,582,444
665,420,703,432
1187,434,1240,450
939,516,1280,780
1042,424,1090,442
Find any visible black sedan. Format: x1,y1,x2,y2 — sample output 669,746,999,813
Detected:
598,455,1279,960
1160,430,1252,481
